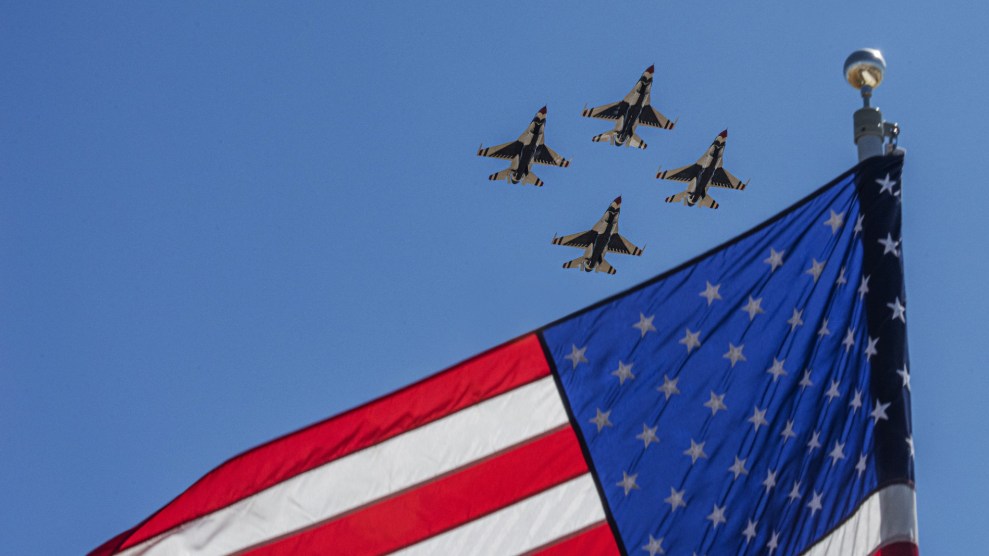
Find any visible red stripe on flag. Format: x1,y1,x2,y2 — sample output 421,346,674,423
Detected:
247,426,587,555
92,334,550,554
525,522,620,556
874,541,919,556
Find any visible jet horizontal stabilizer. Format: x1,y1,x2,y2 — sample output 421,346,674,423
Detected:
488,169,512,182
595,259,617,275
665,192,687,204
562,256,589,270
522,172,544,187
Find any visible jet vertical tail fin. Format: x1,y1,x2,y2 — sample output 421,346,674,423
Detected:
627,134,648,150
595,259,617,275
521,172,543,187
488,168,512,183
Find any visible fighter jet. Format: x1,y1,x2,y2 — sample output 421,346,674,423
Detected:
477,106,570,187
656,130,748,209
551,196,644,275
581,65,676,149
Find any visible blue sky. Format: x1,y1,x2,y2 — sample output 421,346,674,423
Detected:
2,2,986,553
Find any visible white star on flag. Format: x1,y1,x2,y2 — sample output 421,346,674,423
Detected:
743,519,758,543
764,248,784,272
824,210,845,234
636,423,659,448
825,380,842,402
876,173,897,195
818,318,831,337
799,369,814,389
887,297,906,323
741,296,764,320
849,389,863,412
657,375,681,400
723,343,746,367
787,308,804,330
748,406,768,431
828,441,846,466
842,328,856,352
780,420,796,442
854,214,864,236
762,469,777,493
805,258,825,282
864,336,879,361
706,504,727,529
704,391,727,415
617,471,639,495
665,487,686,512
897,365,911,391
565,344,588,369
836,266,848,286
807,430,822,452
729,456,749,479
633,313,657,337
699,281,722,305
766,358,788,381
787,481,802,503
878,233,901,257
590,408,612,432
858,275,870,299
807,491,824,516
643,535,666,556
871,399,891,424
684,439,709,463
611,361,635,384
679,328,701,353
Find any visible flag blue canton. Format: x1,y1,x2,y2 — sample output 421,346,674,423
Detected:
542,155,912,556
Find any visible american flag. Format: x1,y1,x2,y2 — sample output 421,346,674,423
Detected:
92,154,915,555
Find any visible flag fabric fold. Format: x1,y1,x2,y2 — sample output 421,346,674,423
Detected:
93,154,915,556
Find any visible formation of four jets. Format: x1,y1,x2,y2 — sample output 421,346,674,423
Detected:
477,66,749,274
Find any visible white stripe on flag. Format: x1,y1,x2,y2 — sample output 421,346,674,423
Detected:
393,474,606,556
804,483,918,555
121,376,569,556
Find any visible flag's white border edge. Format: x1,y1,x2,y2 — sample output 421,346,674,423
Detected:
802,482,917,556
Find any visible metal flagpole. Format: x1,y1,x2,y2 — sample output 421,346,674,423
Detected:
845,49,900,162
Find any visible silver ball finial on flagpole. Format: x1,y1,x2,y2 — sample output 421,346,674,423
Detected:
845,49,899,161
845,49,885,107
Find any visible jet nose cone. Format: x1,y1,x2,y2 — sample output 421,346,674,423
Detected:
538,106,547,115
645,64,654,73
614,195,622,205
719,129,728,138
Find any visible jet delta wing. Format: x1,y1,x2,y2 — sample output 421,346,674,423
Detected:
477,106,570,187
581,65,676,150
551,196,643,275
657,130,748,209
